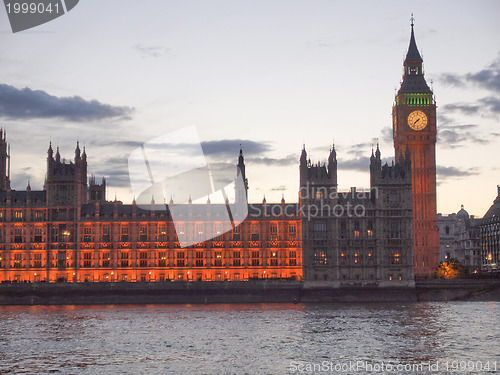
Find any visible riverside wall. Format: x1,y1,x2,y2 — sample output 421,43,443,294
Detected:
0,279,499,305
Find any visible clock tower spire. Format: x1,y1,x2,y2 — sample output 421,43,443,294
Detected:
392,17,439,279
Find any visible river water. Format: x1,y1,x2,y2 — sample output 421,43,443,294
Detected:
0,302,498,374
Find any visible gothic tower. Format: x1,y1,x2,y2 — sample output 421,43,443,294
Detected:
235,146,248,204
0,129,10,191
46,142,88,220
299,144,338,281
392,18,439,278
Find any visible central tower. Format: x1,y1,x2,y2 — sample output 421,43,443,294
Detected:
392,18,439,278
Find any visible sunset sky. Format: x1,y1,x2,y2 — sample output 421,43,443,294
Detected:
1,0,499,217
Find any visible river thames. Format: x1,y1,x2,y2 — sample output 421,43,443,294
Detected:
0,302,498,374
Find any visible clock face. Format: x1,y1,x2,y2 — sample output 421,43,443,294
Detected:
407,110,428,131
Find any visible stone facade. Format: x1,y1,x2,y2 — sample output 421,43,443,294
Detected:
300,145,414,286
480,186,500,272
438,206,481,272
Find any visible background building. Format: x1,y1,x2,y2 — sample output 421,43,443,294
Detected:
438,206,481,272
300,145,414,286
480,186,500,272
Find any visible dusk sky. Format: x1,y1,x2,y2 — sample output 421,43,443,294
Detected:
1,0,499,217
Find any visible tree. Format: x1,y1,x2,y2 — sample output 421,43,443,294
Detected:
435,259,466,279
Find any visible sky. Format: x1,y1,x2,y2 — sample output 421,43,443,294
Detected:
0,0,499,217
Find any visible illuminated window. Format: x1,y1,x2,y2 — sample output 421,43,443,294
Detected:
158,251,167,267
270,251,278,266
13,253,22,268
102,252,111,267
158,226,167,242
214,251,223,266
340,252,347,265
313,250,327,265
367,221,374,238
315,190,324,199
367,251,374,265
391,252,401,265
354,253,359,264
177,225,186,242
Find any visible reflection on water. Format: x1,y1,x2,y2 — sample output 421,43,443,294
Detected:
0,302,498,374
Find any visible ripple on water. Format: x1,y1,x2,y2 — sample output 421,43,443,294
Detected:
0,302,498,374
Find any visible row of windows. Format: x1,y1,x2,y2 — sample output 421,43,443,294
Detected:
312,251,401,266
2,249,298,264
0,224,297,242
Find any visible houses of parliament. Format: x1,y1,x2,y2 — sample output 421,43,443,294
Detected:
0,22,439,284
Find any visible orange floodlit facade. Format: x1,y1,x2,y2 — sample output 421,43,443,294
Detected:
0,136,302,283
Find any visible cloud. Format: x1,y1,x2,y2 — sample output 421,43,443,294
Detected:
92,155,131,189
479,96,500,114
438,54,500,118
380,127,393,144
201,139,272,158
437,165,480,179
0,84,133,122
438,53,500,93
87,140,279,189
90,140,143,149
439,73,465,87
338,156,370,172
246,154,297,166
133,44,172,58
442,102,480,116
438,124,499,148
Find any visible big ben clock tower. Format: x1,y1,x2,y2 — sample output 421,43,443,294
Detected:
393,17,439,279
